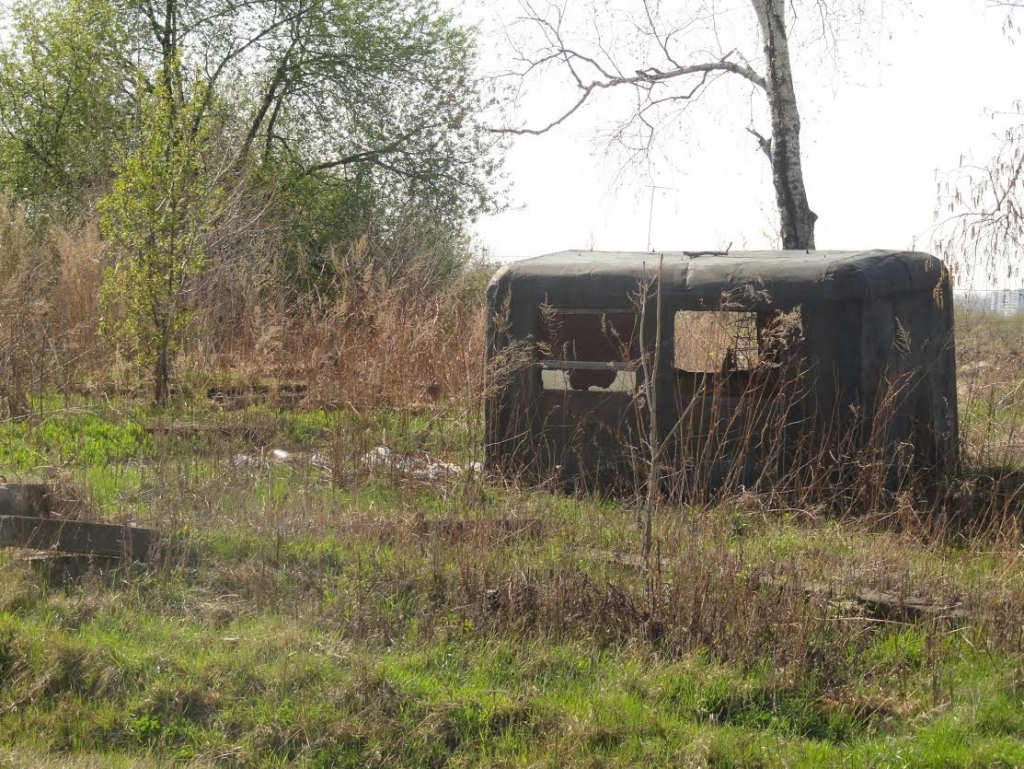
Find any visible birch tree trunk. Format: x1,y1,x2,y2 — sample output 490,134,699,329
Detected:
752,0,817,250
499,0,827,249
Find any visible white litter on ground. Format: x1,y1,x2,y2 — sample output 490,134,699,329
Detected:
360,445,474,480
229,453,261,468
228,446,479,482
229,448,324,473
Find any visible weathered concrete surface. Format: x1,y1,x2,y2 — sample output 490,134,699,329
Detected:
485,250,959,489
0,483,52,518
0,516,156,560
28,553,121,582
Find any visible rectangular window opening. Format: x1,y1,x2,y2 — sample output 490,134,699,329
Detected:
673,308,804,395
674,311,760,373
538,308,638,393
541,369,637,393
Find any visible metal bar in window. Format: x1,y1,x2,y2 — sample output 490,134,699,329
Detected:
545,308,635,316
536,360,635,371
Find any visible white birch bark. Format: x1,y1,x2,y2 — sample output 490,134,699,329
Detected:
499,0,824,250
751,0,817,250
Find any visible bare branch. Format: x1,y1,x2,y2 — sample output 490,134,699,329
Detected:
746,126,772,166
297,125,433,177
493,53,765,136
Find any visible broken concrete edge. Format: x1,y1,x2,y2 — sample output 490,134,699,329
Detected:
27,553,124,582
0,483,53,518
0,516,158,561
584,551,969,624
754,575,969,623
842,587,970,623
206,382,308,398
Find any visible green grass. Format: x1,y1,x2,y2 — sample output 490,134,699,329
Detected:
3,398,1024,766
0,406,152,471
2,595,1023,767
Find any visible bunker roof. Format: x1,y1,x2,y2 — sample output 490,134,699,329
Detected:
489,249,947,307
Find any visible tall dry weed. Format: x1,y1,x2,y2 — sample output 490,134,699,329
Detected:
51,219,107,379
0,194,484,408
0,201,110,413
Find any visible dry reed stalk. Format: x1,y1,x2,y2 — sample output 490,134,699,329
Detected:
5,191,1024,548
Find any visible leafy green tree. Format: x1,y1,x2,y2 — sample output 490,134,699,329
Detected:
0,0,132,213
98,67,222,403
142,0,502,263
0,0,501,236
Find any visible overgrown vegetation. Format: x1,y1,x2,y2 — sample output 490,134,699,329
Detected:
0,0,501,398
99,62,222,403
3,212,1024,763
1,0,1023,764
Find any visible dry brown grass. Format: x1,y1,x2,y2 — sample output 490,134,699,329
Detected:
4,242,1024,763
0,199,485,414
6,192,1024,545
0,202,110,414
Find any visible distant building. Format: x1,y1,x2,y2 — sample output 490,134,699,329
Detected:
989,289,1024,315
953,289,1024,315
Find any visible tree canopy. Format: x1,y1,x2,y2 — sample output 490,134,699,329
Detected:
0,0,502,239
0,0,503,399
0,0,131,210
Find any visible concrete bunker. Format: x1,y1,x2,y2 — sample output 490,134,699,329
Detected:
484,250,959,492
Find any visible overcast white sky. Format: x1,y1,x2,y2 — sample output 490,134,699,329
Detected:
461,0,1024,287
